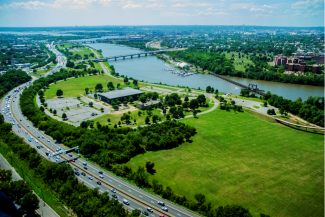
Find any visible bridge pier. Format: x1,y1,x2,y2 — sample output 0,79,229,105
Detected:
123,57,125,60
145,53,147,57
138,54,140,58
131,55,133,59
115,58,116,61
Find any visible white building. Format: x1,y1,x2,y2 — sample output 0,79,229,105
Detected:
176,62,190,68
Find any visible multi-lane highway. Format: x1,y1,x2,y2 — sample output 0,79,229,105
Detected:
1,44,198,217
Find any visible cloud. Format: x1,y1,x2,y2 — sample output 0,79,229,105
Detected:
171,3,185,7
206,7,212,10
170,0,188,2
146,3,165,7
198,11,229,15
0,1,51,9
250,7,265,12
195,3,207,6
263,5,273,8
291,0,324,8
147,0,157,1
123,3,142,8
161,11,195,16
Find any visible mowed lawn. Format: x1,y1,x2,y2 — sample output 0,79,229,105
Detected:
224,52,255,72
44,74,122,99
127,109,324,217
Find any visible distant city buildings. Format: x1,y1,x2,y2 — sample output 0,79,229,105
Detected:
274,54,322,73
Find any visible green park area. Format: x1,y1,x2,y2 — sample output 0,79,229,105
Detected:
43,74,139,99
127,108,324,217
31,68,51,78
224,52,255,72
57,43,100,61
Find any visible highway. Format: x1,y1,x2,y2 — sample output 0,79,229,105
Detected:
1,44,198,217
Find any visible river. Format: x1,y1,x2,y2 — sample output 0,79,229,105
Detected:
78,42,324,101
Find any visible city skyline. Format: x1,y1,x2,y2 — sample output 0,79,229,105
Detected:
0,0,324,27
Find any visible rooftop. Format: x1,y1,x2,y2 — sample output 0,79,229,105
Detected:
98,88,143,99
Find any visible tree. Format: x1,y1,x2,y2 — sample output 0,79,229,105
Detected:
40,98,45,104
133,80,138,86
152,92,159,100
114,124,117,128
49,108,52,113
131,209,141,217
152,115,159,123
118,121,121,126
40,106,44,112
145,116,150,124
190,99,199,110
124,77,129,83
107,82,114,90
192,110,198,117
146,161,155,174
53,109,57,115
139,94,147,103
194,193,206,206
107,118,111,124
117,83,120,89
166,114,170,120
20,192,40,215
184,96,189,102
80,121,88,128
231,100,236,106
128,96,134,103
89,102,93,107
62,113,67,119
56,89,63,97
85,87,89,94
38,90,44,97
206,86,212,93
138,111,142,116
94,93,98,99
95,83,103,92
51,130,62,142
197,94,206,106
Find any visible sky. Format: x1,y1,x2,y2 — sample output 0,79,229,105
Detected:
0,0,324,27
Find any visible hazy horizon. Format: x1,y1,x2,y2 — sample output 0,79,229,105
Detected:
0,0,324,27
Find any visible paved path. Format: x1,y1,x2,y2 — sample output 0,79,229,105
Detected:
0,154,59,217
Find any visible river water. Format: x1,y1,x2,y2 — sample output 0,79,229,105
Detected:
80,42,323,101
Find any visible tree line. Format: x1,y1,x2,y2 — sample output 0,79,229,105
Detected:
264,91,324,127
0,69,31,99
167,49,324,86
0,117,140,217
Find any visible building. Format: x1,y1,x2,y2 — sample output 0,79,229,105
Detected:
176,62,190,68
136,100,160,110
274,54,322,74
98,88,144,104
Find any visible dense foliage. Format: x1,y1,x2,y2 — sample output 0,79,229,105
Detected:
0,169,39,216
0,118,133,217
264,91,324,126
20,69,196,166
0,69,31,98
114,40,157,51
168,49,324,86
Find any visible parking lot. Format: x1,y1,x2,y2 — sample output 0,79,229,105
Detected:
46,97,110,125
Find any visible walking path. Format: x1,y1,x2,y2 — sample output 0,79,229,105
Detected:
0,154,60,217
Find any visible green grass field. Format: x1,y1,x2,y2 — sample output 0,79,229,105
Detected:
127,108,324,217
31,68,51,78
93,108,166,127
224,52,255,72
44,74,123,99
229,94,266,103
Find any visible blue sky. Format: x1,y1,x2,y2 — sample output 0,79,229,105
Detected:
0,0,323,27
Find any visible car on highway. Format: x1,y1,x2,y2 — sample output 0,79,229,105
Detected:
99,175,104,178
123,199,129,205
27,125,29,127
47,140,50,142
81,172,85,176
38,135,40,138
12,123,14,125
75,172,80,176
28,139,31,142
97,181,101,185
35,140,38,143
158,201,165,206
112,194,117,198
99,171,103,174
142,211,149,216
111,189,116,193
159,215,165,217
18,130,20,132
25,132,28,134
83,162,87,165
72,159,75,162
69,154,72,157
162,207,168,211
37,146,40,149
84,167,87,170
56,159,60,162
89,176,93,180
74,167,78,171
42,136,44,139
147,207,153,212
